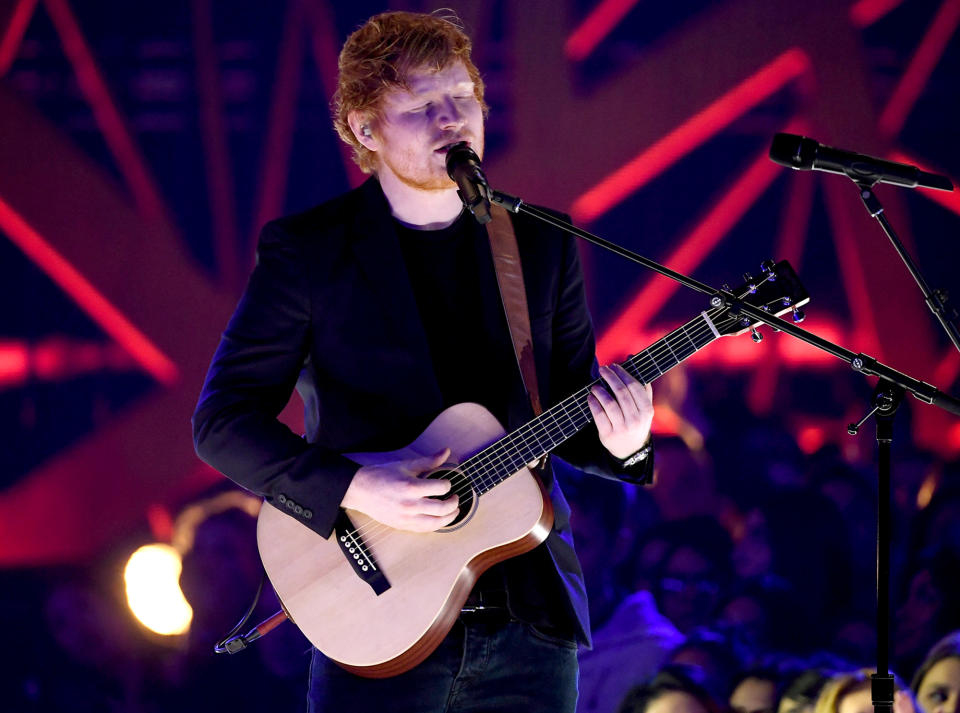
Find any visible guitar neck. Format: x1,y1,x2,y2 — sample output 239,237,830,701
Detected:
464,310,724,494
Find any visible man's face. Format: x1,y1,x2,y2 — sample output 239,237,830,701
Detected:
369,60,484,191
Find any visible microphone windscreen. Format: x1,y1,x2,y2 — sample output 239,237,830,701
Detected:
445,141,479,179
769,133,817,169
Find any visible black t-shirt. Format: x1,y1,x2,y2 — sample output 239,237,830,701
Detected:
394,211,578,640
394,210,512,423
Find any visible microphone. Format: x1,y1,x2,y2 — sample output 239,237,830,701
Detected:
769,133,953,191
445,142,492,224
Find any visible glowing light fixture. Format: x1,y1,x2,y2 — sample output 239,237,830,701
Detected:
123,543,193,636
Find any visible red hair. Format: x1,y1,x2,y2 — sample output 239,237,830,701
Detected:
332,10,486,173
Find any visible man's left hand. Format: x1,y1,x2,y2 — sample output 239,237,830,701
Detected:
586,363,654,460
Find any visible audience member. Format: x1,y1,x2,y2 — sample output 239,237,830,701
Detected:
654,517,733,635
618,664,721,713
669,628,747,704
911,631,960,713
718,576,803,655
778,669,833,713
732,487,854,649
729,667,782,713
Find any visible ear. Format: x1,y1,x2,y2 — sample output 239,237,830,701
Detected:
347,111,379,152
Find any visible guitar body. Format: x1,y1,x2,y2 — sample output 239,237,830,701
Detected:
256,402,554,678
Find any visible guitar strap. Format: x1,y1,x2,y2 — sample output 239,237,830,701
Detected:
486,203,544,421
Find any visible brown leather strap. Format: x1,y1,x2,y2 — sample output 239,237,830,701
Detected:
487,203,543,417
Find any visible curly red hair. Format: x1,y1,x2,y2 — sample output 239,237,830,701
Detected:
332,10,486,173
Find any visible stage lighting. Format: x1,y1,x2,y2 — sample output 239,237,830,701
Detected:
124,543,193,636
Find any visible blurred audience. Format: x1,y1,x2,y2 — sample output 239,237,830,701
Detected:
894,547,960,677
731,487,854,650
564,460,684,713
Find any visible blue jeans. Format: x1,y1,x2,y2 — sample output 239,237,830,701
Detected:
307,614,579,713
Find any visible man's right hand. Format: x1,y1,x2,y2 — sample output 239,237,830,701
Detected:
340,448,459,532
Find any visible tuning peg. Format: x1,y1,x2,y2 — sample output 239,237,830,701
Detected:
792,306,806,323
782,296,792,306
751,328,763,343
760,260,777,280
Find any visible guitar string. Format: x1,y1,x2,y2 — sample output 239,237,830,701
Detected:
339,306,750,555
337,309,734,553
454,271,782,497
339,283,779,552
334,313,726,555
339,314,730,556
456,279,784,496
338,306,750,554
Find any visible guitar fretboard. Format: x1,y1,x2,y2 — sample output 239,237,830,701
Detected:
460,310,724,494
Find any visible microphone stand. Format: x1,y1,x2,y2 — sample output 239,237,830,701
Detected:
855,183,960,353
843,177,959,713
480,185,960,713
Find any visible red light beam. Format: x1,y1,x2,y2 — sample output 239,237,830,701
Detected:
877,0,960,138
0,0,38,76
0,196,178,384
42,0,166,219
849,0,908,28
571,48,813,224
595,146,787,362
565,0,642,62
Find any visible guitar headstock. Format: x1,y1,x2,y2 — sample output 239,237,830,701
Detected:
713,260,810,339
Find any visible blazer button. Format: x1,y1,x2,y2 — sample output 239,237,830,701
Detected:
294,504,303,515
286,499,295,510
304,509,313,519
278,494,287,504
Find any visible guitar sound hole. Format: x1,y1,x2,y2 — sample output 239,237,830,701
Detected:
425,467,476,531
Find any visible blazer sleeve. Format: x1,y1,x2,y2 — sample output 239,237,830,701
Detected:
547,229,655,486
192,221,359,538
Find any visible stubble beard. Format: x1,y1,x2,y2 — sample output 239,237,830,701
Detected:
381,151,454,193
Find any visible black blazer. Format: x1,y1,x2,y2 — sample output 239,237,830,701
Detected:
192,177,652,644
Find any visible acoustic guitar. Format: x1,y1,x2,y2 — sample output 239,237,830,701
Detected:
257,260,809,677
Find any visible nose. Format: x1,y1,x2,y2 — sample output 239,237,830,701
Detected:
436,97,465,130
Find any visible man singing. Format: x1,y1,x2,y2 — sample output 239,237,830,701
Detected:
193,10,655,712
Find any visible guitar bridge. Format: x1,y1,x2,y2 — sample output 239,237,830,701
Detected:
334,510,391,595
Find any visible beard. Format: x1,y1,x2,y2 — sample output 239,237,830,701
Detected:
380,151,455,192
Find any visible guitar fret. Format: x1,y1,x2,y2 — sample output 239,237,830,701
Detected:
679,322,699,351
468,311,727,495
